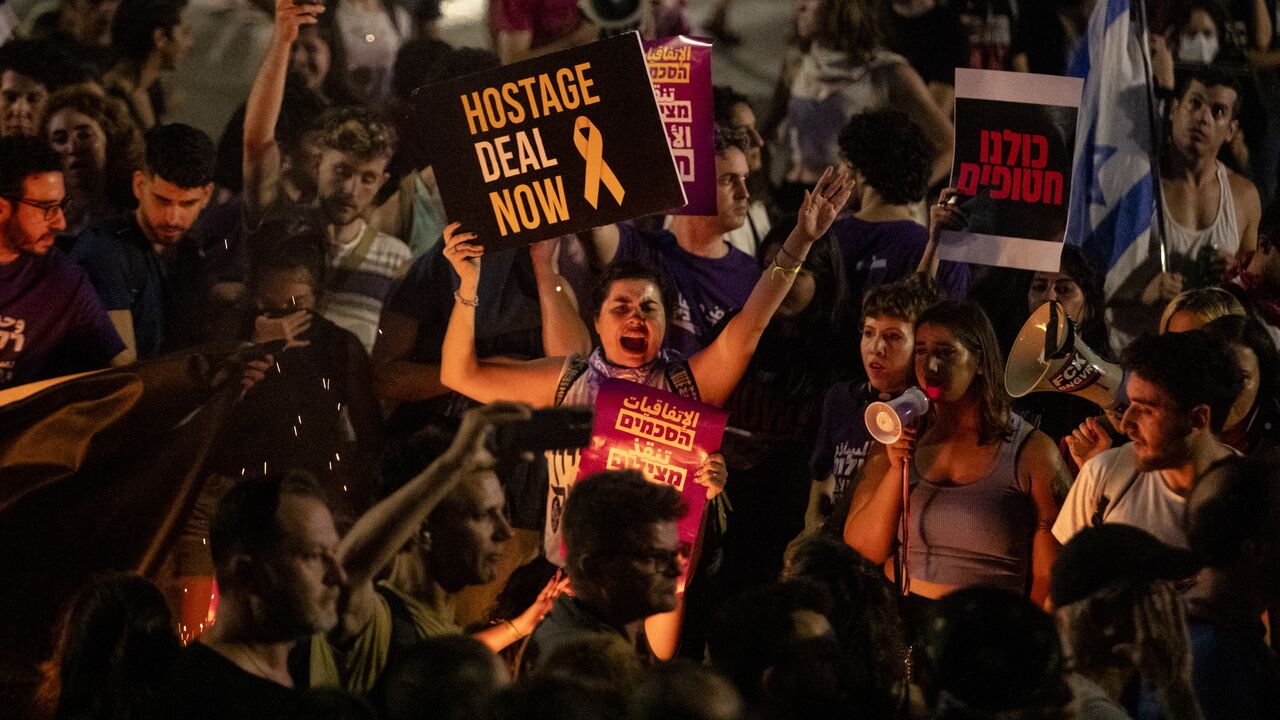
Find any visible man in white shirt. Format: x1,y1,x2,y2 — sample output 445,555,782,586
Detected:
1055,330,1243,549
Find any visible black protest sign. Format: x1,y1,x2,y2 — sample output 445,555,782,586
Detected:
412,32,685,251
938,68,1082,272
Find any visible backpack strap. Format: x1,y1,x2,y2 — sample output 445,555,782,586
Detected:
665,358,700,401
554,355,590,407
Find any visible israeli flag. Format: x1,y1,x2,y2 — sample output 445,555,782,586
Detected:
1064,0,1159,297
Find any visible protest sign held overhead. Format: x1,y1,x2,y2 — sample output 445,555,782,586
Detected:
413,32,685,252
577,379,729,578
644,36,716,215
938,68,1084,272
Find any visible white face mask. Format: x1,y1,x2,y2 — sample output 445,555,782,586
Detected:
1179,33,1220,64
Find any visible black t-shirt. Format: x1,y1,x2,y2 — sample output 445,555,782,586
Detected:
886,4,971,86
170,643,301,720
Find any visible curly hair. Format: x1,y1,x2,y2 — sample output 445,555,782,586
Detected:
712,85,751,126
1121,330,1245,433
713,125,749,158
862,276,940,324
41,84,145,210
143,123,215,188
838,109,932,205
111,0,188,64
314,106,397,161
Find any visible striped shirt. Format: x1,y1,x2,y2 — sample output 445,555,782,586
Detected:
321,220,411,353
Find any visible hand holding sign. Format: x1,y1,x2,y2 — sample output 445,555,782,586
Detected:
443,222,483,293
693,452,727,500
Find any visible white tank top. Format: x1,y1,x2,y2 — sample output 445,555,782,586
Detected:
1158,160,1240,260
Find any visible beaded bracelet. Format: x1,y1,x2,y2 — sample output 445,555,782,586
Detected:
454,290,479,307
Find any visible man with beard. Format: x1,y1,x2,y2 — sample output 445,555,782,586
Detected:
303,403,532,697
71,123,215,360
1053,330,1242,550
305,107,411,353
173,472,347,719
521,470,687,673
0,136,125,388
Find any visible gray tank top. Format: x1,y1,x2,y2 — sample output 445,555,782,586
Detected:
902,414,1037,594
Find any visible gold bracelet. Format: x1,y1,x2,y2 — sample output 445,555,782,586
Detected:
776,244,805,268
503,619,524,640
769,258,802,280
454,290,479,307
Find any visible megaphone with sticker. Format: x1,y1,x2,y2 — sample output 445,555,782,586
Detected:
1005,300,1128,420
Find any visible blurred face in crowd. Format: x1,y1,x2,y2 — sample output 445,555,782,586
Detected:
728,102,763,172
255,493,346,639
1,71,49,137
1178,9,1220,64
155,9,194,71
64,0,121,47
795,0,820,40
47,108,108,193
862,315,914,395
255,268,318,313
714,146,750,233
1027,271,1088,324
316,149,389,228
595,278,667,368
426,471,513,592
1170,79,1238,160
915,322,981,403
763,243,815,319
0,172,67,259
1224,343,1260,431
1119,374,1197,471
597,520,681,621
285,129,324,198
132,171,212,247
290,26,332,92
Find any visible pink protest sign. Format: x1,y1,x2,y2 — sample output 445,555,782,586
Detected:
644,36,715,215
578,378,728,567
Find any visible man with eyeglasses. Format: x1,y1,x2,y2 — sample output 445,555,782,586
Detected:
71,123,215,360
521,469,687,674
0,136,126,389
1106,68,1264,350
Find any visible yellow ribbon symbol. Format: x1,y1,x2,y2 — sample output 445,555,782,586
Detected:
573,116,625,209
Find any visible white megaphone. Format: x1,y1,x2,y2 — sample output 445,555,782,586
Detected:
1005,301,1127,417
865,387,931,444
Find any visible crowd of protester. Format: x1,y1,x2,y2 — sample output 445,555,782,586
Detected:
3,0,1280,718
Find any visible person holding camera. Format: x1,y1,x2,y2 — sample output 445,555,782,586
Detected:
299,402,570,699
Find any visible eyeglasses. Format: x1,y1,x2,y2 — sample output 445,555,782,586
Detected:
4,196,66,221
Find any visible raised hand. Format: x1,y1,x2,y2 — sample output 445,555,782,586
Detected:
1065,416,1113,469
529,235,562,272
511,570,570,636
443,401,533,476
273,0,324,45
795,166,854,243
929,187,968,238
442,222,483,289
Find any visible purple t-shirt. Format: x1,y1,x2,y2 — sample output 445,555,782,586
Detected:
0,249,124,388
829,216,971,301
615,224,759,357
810,381,882,536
